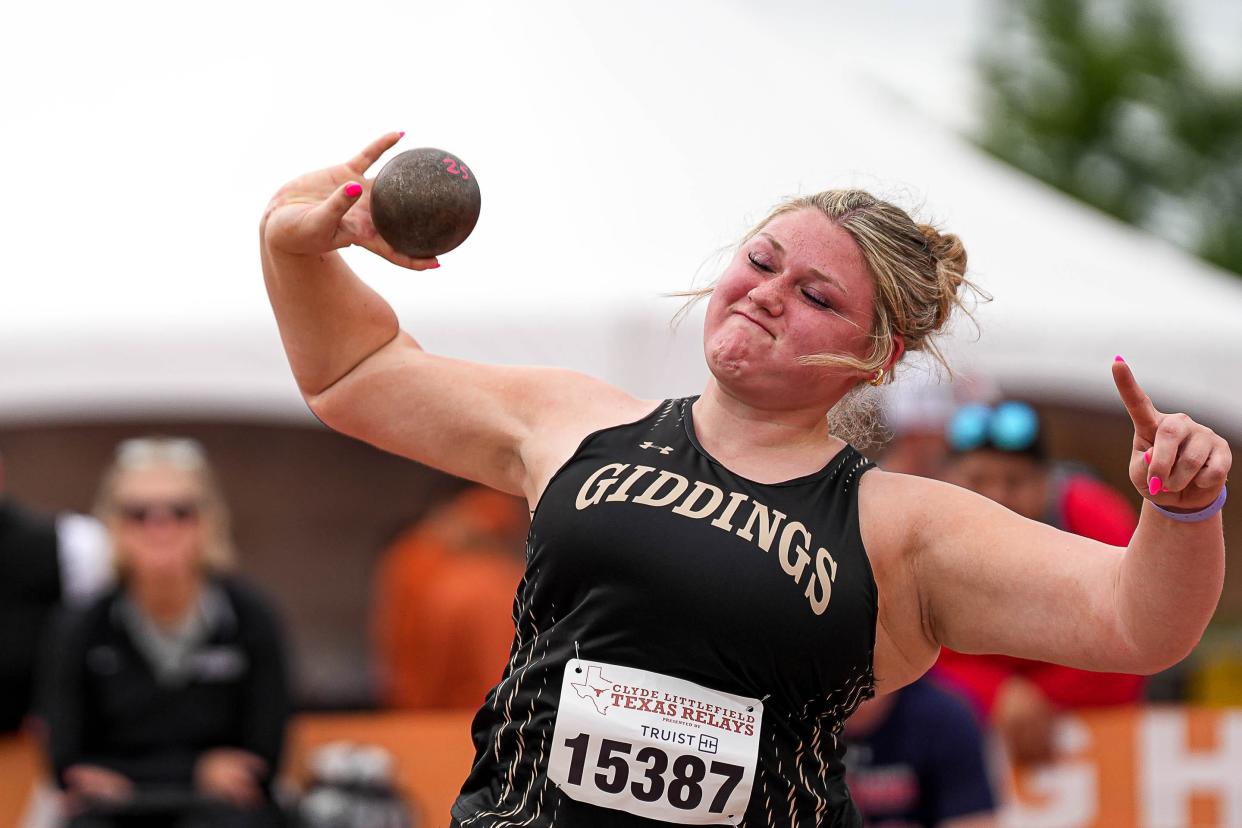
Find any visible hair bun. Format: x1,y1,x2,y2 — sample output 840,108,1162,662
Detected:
915,222,971,331
917,223,968,282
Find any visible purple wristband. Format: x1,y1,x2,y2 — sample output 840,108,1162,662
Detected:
1151,486,1227,523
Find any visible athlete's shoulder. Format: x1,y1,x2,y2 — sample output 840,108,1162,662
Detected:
857,466,940,514
527,368,658,433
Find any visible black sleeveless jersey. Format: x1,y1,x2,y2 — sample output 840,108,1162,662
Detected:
452,398,878,827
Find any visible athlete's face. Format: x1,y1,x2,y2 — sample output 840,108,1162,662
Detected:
703,209,883,408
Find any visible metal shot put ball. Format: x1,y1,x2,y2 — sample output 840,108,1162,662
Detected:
369,148,481,258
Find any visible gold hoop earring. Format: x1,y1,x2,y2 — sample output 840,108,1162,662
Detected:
868,368,885,387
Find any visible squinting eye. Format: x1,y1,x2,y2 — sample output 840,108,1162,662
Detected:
747,252,773,272
802,289,831,309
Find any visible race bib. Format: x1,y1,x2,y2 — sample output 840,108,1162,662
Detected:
548,659,762,825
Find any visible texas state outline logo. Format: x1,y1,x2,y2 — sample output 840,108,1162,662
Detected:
569,665,615,715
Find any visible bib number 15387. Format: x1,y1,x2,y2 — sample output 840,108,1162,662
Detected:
562,733,745,813
548,659,762,825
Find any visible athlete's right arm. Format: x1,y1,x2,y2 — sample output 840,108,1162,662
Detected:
261,134,642,498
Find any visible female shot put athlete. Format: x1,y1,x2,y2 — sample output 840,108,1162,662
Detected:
260,134,1229,827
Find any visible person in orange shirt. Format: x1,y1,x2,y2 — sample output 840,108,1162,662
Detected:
372,487,529,709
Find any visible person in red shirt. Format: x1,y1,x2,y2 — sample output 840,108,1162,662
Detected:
933,401,1144,764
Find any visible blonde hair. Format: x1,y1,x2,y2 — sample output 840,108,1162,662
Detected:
93,437,237,575
681,190,986,444
748,191,979,375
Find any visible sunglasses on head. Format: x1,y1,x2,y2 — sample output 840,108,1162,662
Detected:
947,401,1042,454
117,501,201,525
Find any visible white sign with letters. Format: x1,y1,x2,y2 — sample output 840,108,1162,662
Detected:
548,658,763,825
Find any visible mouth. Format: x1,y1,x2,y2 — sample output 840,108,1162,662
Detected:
732,310,774,338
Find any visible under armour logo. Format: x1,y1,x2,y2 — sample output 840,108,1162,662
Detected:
639,442,674,455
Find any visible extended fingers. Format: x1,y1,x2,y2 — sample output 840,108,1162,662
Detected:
1112,358,1162,440
346,131,404,174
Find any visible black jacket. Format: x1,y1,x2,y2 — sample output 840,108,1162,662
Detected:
0,498,60,732
40,576,290,791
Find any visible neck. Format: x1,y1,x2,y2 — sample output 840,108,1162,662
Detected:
129,572,202,627
695,381,841,449
692,381,847,483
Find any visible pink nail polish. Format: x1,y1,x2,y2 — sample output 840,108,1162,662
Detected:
398,131,406,138
428,262,440,269
1149,477,1161,496
1115,355,1125,363
1143,450,1151,465
345,183,363,198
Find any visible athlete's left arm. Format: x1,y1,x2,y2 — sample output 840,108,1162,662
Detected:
906,360,1228,675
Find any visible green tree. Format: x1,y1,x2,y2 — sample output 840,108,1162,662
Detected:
978,0,1242,276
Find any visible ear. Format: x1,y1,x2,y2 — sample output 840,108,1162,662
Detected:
885,335,906,372
856,335,906,386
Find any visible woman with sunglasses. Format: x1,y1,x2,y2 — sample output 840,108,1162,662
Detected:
943,401,1140,543
39,438,290,828
260,134,1230,828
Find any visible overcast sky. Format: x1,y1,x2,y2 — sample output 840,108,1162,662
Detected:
4,1,1237,148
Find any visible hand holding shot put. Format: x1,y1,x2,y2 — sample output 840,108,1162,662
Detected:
261,133,490,401
261,135,1230,827
262,132,445,269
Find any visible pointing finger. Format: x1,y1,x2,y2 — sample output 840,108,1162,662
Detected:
346,131,404,175
1112,357,1162,441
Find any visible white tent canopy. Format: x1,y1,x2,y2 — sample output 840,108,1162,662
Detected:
3,0,1240,434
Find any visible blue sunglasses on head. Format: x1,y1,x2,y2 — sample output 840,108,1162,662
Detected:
947,401,1042,454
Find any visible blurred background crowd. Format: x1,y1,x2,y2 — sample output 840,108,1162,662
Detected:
3,0,1240,826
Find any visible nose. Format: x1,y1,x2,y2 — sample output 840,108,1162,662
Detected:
747,279,783,315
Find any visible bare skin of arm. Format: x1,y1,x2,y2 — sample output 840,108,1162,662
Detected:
261,133,654,504
863,361,1228,693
